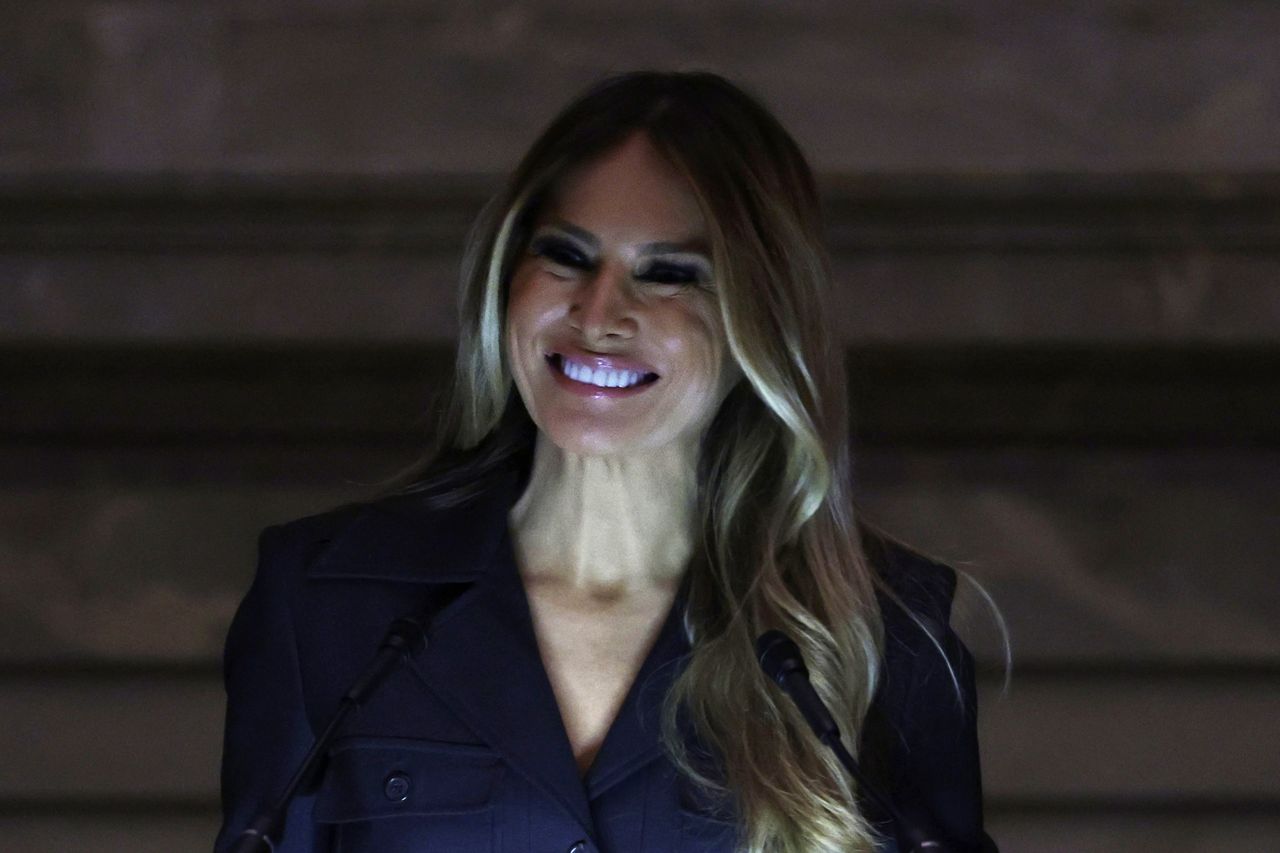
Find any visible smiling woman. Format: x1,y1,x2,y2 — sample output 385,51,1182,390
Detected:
507,133,734,455
216,71,997,853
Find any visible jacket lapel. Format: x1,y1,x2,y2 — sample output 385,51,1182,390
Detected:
306,466,598,840
411,521,599,839
583,588,691,799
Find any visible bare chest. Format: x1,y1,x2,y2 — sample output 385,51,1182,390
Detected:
523,581,676,775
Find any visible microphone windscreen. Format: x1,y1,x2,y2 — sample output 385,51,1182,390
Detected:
756,629,808,684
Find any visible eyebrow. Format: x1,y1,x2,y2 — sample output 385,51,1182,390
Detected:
542,219,710,257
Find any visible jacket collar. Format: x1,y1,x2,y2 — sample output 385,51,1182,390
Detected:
306,470,519,584
303,459,693,844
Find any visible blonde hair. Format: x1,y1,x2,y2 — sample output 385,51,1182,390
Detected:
403,71,886,852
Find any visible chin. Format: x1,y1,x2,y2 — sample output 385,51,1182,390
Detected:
539,424,637,457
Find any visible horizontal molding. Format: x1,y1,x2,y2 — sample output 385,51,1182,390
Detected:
988,812,1280,853
0,793,1275,819
0,797,217,818
988,796,1280,817
821,173,1280,252
0,177,484,254
3,343,1278,447
5,659,1280,683
5,176,1278,344
2,174,1280,252
3,674,1277,800
1,811,1274,853
976,660,1280,683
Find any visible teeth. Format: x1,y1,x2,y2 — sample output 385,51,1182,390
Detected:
558,357,646,389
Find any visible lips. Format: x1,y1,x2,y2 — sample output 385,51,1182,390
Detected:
543,350,661,398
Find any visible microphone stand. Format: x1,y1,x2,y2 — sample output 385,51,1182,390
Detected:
229,615,430,853
756,630,952,853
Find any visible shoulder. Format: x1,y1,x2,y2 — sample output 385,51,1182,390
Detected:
251,470,519,586
262,501,368,549
860,526,958,646
859,526,972,743
859,530,989,848
227,502,373,646
251,501,369,578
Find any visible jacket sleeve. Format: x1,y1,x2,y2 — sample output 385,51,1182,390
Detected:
214,525,324,853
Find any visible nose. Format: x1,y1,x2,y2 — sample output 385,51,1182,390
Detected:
569,265,638,343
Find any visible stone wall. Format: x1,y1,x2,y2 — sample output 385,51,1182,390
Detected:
2,2,1278,850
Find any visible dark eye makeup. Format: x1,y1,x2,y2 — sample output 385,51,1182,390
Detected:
528,231,711,288
636,260,707,285
529,235,592,270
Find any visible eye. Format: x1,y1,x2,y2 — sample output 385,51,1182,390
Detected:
637,261,706,286
529,236,591,271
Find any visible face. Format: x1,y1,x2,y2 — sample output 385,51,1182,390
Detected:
505,132,737,456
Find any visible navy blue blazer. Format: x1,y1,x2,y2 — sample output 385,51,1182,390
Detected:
215,463,993,853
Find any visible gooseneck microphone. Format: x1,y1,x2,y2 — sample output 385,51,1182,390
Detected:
755,629,952,853
229,614,432,853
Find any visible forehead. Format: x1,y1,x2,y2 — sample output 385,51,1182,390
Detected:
541,133,707,243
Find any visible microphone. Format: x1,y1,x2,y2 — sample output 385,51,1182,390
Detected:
756,630,842,747
229,612,433,853
755,630,952,853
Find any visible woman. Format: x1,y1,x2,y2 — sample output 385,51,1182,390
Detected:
217,71,996,853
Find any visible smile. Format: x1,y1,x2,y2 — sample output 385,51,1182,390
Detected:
545,353,660,396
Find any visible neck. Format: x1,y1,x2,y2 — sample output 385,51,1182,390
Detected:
509,432,699,595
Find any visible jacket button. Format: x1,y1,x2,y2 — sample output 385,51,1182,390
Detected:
566,841,589,853
383,772,411,802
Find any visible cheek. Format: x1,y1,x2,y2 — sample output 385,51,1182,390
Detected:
664,306,730,398
504,276,542,398
505,273,554,352
690,305,729,382
505,269,533,336
696,315,738,416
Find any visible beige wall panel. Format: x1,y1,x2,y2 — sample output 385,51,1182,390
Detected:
0,481,357,662
987,812,1280,853
2,449,1277,665
977,676,1280,800
0,816,221,853
5,1,1280,174
0,676,224,798
857,449,1280,665
831,252,1280,344
0,253,462,344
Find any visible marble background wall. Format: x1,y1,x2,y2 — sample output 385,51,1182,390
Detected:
2,2,1278,850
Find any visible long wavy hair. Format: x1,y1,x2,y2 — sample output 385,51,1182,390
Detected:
400,71,885,852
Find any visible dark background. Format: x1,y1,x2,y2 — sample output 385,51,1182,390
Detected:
2,2,1278,850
